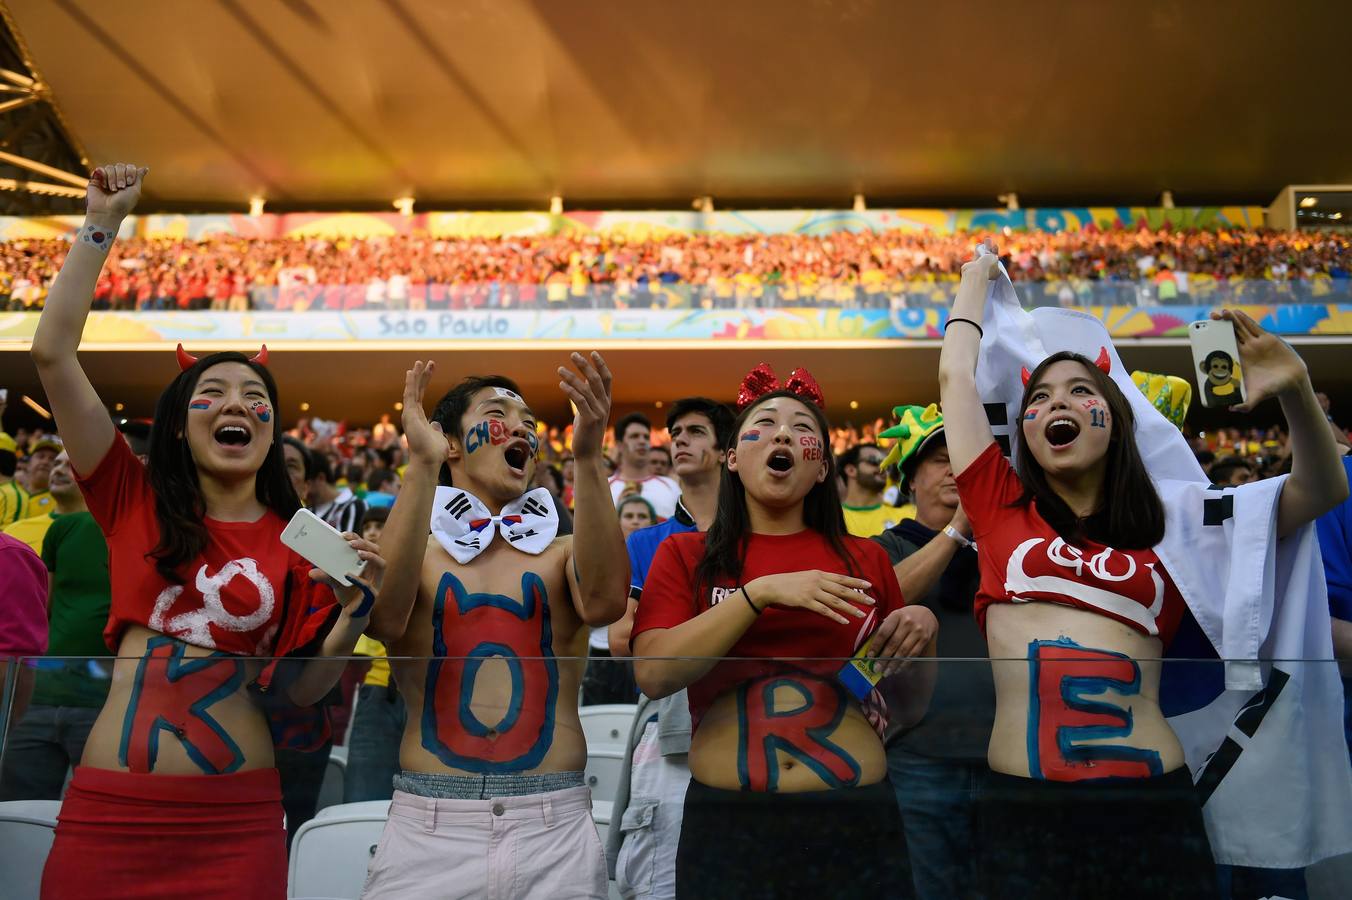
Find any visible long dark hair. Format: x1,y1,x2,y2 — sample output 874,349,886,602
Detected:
1014,350,1165,549
694,390,855,600
146,352,299,582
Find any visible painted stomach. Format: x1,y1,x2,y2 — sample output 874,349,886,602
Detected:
985,602,1185,781
81,626,275,775
690,672,887,793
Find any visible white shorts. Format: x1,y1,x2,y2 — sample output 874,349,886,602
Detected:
361,785,607,900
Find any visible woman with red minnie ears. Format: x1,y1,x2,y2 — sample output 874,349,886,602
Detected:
632,366,937,899
30,164,385,899
938,245,1348,899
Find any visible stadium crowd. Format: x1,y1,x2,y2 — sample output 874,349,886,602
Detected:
2,224,1350,313
4,163,1352,900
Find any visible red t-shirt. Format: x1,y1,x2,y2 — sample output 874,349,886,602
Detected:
956,441,1186,646
632,529,906,729
75,434,337,657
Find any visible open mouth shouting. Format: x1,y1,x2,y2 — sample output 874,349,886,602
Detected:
502,439,533,476
213,422,254,451
1044,416,1081,450
766,448,796,476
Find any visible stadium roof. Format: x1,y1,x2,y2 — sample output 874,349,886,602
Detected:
5,0,1352,211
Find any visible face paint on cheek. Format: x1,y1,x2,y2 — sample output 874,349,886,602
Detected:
1089,407,1108,429
1023,408,1039,422
799,435,824,461
464,420,512,455
189,400,213,411
525,431,539,455
248,401,271,424
739,430,761,443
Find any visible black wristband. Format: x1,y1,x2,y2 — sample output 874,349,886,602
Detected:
944,316,984,339
741,585,762,615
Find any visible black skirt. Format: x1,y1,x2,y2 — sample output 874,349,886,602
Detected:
675,778,913,900
976,768,1220,900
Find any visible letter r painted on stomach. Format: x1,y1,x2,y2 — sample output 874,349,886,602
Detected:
1027,638,1163,781
736,675,862,791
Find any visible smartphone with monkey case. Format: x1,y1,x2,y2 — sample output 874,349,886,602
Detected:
1189,319,1247,409
281,508,362,586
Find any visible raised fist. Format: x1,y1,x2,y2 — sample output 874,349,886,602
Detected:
87,163,149,220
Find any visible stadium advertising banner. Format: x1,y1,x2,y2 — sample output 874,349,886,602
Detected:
2,304,1350,346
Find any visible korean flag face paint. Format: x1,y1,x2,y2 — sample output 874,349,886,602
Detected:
189,399,213,412
249,400,272,424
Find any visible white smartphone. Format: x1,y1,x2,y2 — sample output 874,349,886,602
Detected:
1189,319,1247,409
281,508,362,586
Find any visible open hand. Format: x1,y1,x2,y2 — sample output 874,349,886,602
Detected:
559,351,613,460
401,360,450,468
1212,309,1309,412
88,163,148,220
742,570,875,625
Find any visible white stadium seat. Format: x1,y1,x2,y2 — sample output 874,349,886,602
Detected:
316,799,389,820
578,704,637,749
287,806,388,900
315,744,348,813
0,799,61,900
584,749,626,806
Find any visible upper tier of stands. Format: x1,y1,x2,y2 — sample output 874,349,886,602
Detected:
3,208,1349,311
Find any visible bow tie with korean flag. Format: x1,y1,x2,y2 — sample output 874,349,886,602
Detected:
430,486,560,564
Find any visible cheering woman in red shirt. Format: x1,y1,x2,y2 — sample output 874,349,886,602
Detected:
29,165,384,900
632,367,937,899
939,246,1347,899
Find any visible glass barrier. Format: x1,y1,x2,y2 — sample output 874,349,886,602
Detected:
1,653,1349,898
95,276,1352,313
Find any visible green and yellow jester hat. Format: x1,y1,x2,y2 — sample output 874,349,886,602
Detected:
1129,370,1192,431
879,403,945,488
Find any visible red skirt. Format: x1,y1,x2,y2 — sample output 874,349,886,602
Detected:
42,766,287,900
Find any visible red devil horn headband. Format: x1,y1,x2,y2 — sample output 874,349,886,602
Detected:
736,363,826,410
1020,346,1111,388
176,343,269,372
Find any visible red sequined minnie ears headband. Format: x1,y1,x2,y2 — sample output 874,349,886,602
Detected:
736,362,826,410
176,343,269,372
1021,346,1110,387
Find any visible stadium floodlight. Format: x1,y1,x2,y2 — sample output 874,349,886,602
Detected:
1299,196,1318,208
249,196,266,216
549,195,563,214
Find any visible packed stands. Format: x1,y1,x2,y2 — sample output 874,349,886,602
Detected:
3,225,1350,312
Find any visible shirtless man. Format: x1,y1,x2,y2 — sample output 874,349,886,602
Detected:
364,354,629,900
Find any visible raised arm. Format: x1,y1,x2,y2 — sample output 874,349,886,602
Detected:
561,351,629,627
1218,309,1350,537
366,361,446,643
937,247,1001,477
30,164,147,475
